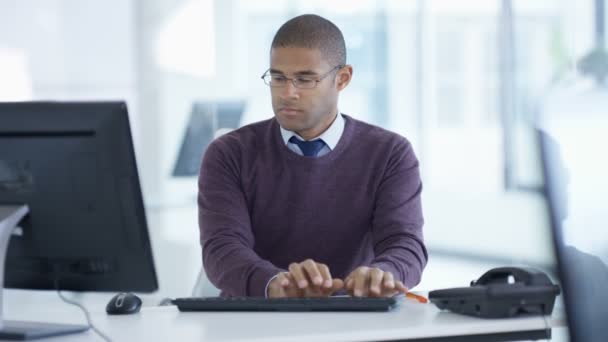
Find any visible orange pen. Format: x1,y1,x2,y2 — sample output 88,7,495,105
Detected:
405,292,428,303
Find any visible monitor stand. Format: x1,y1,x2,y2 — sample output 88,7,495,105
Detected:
0,205,89,340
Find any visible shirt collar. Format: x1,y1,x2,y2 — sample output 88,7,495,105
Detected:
279,111,344,150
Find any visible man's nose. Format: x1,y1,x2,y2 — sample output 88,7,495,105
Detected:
280,81,299,99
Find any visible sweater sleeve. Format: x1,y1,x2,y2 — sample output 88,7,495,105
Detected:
369,138,428,289
198,137,282,297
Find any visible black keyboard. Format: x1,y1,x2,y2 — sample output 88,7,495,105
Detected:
172,296,397,312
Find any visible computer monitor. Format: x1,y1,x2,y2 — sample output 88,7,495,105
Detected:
172,101,244,177
539,122,608,341
0,101,158,339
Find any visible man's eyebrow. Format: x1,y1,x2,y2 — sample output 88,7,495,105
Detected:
268,69,319,76
294,70,318,76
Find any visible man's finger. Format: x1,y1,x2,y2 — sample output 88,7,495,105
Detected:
316,278,345,297
317,263,333,288
269,273,296,298
344,276,353,290
382,271,395,290
285,273,304,297
302,259,323,286
268,279,286,298
353,269,369,297
331,278,344,291
288,263,308,289
395,280,408,294
369,268,384,297
277,272,291,287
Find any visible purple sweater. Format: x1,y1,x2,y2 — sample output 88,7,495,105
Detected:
198,115,427,297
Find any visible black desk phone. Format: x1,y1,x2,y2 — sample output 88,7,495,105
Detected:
429,267,561,318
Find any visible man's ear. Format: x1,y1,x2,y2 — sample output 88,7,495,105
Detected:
336,65,353,91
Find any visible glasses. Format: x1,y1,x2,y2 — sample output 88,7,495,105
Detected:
261,65,344,89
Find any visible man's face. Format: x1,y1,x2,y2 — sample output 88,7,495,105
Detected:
268,47,349,140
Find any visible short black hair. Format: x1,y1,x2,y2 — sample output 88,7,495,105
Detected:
271,14,346,67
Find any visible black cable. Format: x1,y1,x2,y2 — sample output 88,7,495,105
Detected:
53,272,113,342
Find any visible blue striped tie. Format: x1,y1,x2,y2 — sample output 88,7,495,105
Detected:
289,136,326,157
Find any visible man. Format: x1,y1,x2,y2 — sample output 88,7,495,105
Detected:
198,14,427,298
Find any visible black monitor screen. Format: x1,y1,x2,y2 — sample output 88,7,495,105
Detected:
172,101,244,177
540,113,608,342
0,101,157,293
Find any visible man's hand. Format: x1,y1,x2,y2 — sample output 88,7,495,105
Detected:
268,259,344,298
344,266,408,297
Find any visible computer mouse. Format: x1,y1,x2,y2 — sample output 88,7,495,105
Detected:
106,292,142,315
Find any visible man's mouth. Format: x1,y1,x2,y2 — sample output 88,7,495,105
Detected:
279,107,301,115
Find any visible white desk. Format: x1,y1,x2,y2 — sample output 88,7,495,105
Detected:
2,297,566,342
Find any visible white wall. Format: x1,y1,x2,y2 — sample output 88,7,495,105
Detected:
0,0,138,130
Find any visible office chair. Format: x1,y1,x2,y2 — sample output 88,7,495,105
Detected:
191,268,221,297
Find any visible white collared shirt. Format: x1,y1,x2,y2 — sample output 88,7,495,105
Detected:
279,111,345,156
